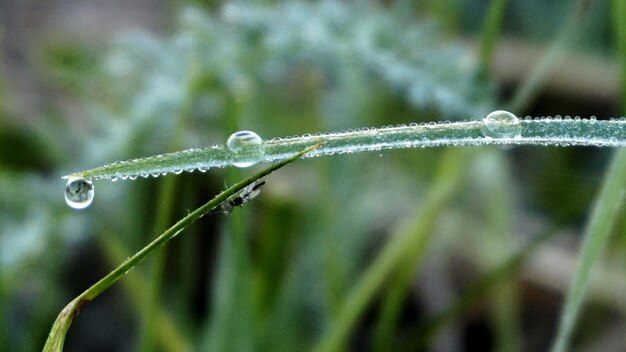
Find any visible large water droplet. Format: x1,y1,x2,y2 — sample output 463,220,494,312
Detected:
65,177,94,209
226,130,265,167
481,110,521,139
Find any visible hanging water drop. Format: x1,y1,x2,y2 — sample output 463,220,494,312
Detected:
64,177,94,209
226,130,265,167
481,110,522,139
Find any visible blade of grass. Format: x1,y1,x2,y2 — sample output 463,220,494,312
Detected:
549,149,626,352
137,63,197,352
403,1,517,348
66,116,626,182
370,218,438,352
508,0,598,112
480,150,520,352
371,149,467,351
137,174,178,352
98,232,191,352
412,228,557,349
614,0,626,303
371,150,519,352
478,0,509,74
202,193,255,351
550,1,626,349
615,0,626,107
314,148,467,352
202,209,258,351
202,96,256,352
319,159,353,317
43,143,322,352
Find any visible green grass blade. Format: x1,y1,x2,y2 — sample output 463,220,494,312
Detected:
508,0,597,112
43,143,322,352
65,117,626,181
476,0,520,343
549,149,626,352
413,229,557,349
371,150,465,350
550,1,626,349
202,175,256,351
478,0,509,74
314,148,467,352
479,150,521,352
370,227,434,352
614,0,626,106
137,174,178,352
98,232,191,352
202,214,256,352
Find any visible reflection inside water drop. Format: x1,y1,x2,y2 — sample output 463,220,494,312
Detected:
226,130,265,167
64,177,94,209
481,110,522,139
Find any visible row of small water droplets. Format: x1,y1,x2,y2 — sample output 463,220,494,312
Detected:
91,144,231,182
260,111,520,160
518,114,626,147
64,111,626,209
261,111,626,160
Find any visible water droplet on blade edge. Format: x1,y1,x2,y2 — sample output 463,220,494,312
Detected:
65,177,95,209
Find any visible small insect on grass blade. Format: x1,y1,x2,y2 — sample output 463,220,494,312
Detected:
222,180,267,213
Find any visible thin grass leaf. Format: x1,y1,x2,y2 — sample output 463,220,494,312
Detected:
477,150,521,352
370,149,466,350
550,0,626,348
412,228,558,349
202,174,257,351
43,143,322,352
201,207,256,352
136,174,178,352
549,149,626,352
614,0,626,107
478,0,509,74
98,232,191,352
314,148,467,352
65,117,626,182
508,0,598,112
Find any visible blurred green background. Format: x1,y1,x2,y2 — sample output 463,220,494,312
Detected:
1,0,624,351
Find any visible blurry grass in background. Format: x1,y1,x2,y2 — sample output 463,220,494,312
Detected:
0,0,625,351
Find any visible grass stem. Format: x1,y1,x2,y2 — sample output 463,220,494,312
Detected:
43,143,322,352
549,148,626,352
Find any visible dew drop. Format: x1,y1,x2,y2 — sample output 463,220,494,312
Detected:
226,130,265,168
481,110,522,139
64,177,94,209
